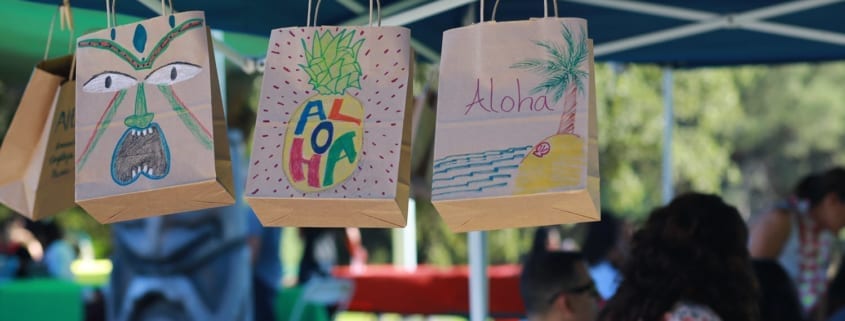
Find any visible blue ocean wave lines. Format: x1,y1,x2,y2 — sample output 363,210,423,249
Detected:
433,146,530,199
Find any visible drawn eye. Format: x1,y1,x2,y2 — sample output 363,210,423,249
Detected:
82,72,137,93
145,62,202,85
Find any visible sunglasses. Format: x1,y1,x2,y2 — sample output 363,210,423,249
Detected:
547,281,600,304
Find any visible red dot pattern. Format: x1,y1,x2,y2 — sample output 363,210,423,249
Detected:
246,26,411,200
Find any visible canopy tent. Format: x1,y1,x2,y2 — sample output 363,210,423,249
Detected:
7,1,845,320
10,0,845,71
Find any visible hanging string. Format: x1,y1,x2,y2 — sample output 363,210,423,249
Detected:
61,0,75,54
544,0,548,18
313,0,322,26
480,0,485,23
44,7,58,60
492,0,557,21
112,0,117,27
306,0,312,26
161,0,173,16
376,0,381,26
368,0,382,26
105,0,110,28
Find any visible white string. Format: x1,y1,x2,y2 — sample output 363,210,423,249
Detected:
544,0,548,18
161,0,164,17
480,0,485,23
61,2,74,54
491,0,558,21
368,0,381,26
313,0,322,26
105,0,110,28
306,0,312,26
376,0,381,26
44,7,58,60
111,0,117,28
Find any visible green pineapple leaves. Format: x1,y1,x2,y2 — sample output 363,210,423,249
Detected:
299,29,365,95
511,23,589,104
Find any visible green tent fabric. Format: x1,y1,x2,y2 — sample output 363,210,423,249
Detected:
0,279,83,321
0,0,268,85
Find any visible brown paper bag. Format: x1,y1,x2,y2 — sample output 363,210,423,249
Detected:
433,12,600,231
246,19,414,227
75,11,234,223
0,56,76,220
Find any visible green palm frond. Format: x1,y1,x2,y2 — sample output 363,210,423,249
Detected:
511,23,590,104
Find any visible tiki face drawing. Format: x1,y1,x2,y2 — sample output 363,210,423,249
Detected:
76,16,212,186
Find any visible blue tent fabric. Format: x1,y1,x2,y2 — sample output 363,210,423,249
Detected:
27,0,845,66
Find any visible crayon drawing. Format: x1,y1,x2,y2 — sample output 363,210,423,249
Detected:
433,22,589,199
76,17,211,186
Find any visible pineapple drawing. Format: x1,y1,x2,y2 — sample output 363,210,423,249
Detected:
282,29,366,192
511,23,589,194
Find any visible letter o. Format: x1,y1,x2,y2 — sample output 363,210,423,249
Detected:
310,121,334,154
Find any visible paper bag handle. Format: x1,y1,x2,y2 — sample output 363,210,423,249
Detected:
104,0,118,28
160,0,174,17
106,0,174,29
482,0,559,23
44,1,75,60
307,0,382,27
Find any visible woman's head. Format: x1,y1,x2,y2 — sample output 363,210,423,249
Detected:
794,167,845,230
600,193,759,321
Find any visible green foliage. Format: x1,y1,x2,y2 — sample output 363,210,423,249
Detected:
299,29,364,96
511,24,589,103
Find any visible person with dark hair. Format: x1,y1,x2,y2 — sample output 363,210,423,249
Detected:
520,251,600,321
749,167,845,311
581,212,629,300
600,193,759,321
751,260,803,321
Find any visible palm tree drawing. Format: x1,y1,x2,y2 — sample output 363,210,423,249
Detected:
510,23,590,194
511,23,588,135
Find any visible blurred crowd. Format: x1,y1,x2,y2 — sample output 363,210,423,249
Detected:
7,158,845,321
521,167,845,321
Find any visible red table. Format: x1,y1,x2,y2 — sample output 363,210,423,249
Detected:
334,265,524,318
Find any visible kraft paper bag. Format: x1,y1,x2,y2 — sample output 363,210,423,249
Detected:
75,11,234,223
0,56,76,220
433,16,600,232
246,24,414,228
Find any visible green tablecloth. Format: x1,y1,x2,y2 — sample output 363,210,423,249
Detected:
276,287,329,321
0,279,83,321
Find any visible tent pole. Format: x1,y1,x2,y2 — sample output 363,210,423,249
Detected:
392,198,418,271
469,231,489,321
661,67,674,204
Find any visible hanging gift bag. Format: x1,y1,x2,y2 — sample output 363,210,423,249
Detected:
74,0,234,223
0,4,77,220
432,0,600,232
246,0,413,227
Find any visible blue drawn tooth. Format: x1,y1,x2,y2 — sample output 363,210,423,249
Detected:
110,28,116,40
169,15,175,28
